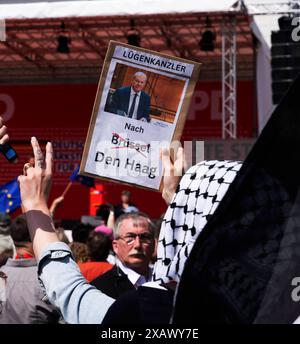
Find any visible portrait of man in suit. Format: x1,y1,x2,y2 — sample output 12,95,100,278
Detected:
107,71,151,122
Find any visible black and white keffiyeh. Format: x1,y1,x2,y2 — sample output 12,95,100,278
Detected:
172,75,300,324
153,160,242,284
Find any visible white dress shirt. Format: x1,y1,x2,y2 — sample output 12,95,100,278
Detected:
116,258,152,289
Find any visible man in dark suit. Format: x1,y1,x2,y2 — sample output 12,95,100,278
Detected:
108,71,151,122
90,212,155,299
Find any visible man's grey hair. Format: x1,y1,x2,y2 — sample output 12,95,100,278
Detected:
113,212,156,239
133,71,147,80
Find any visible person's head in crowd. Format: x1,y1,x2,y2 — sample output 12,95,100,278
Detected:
0,213,14,256
69,242,89,263
120,190,138,213
10,215,31,244
0,212,11,230
0,249,13,267
94,225,113,241
112,212,155,275
86,231,111,262
71,223,93,243
10,214,34,258
121,190,131,205
96,204,111,225
131,71,147,93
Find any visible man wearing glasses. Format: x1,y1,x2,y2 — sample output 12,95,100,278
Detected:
90,213,155,299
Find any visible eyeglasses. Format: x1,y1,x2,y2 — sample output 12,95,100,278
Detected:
117,233,154,245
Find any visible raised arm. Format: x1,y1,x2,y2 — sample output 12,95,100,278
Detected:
18,137,114,324
160,146,187,205
18,137,59,258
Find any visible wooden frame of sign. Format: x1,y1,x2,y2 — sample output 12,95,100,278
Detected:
80,40,201,191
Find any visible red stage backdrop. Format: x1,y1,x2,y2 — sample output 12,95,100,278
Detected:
0,81,254,220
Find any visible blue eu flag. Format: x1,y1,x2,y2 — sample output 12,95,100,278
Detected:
0,178,21,214
70,165,95,188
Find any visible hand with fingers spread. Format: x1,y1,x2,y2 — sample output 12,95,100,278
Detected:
18,137,53,213
15,137,115,324
161,147,187,205
18,137,59,258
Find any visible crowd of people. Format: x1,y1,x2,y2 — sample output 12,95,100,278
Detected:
0,116,187,324
1,67,300,327
0,111,248,324
0,197,162,324
0,195,161,322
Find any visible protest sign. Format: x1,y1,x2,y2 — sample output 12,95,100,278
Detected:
80,41,201,190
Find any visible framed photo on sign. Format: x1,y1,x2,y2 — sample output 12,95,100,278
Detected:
80,41,201,191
